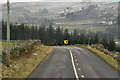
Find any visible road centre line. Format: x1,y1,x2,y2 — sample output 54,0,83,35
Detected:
67,48,79,80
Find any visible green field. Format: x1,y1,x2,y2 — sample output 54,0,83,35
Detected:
60,24,115,33
0,42,16,49
56,19,116,33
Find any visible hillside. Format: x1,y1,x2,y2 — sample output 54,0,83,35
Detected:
2,2,117,24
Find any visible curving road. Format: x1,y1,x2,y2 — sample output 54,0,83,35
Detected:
29,46,119,79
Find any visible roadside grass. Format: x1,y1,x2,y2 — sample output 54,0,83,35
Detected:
77,45,119,72
2,44,53,78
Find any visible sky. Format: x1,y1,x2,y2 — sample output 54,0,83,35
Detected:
1,0,42,4
0,0,119,4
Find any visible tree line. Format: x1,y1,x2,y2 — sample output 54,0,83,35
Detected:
2,20,119,51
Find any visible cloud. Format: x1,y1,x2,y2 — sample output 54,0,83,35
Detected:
0,0,119,4
0,0,42,4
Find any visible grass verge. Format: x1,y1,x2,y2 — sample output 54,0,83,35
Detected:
77,45,119,72
2,44,53,78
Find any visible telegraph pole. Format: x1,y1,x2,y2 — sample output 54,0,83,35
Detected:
6,0,10,66
88,27,90,46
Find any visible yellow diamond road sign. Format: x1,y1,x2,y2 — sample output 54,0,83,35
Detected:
64,40,68,44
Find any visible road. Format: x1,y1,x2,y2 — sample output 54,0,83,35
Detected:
29,46,119,79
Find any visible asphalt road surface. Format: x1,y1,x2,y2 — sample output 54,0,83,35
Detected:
29,46,119,78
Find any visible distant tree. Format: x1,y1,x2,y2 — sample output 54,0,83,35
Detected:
92,34,99,44
30,26,36,39
70,32,74,45
55,27,63,45
2,20,7,40
73,29,79,44
107,39,116,51
79,33,86,44
19,24,25,40
100,36,109,49
96,31,104,39
24,25,31,40
64,29,70,39
63,29,70,44
38,26,46,43
45,24,55,45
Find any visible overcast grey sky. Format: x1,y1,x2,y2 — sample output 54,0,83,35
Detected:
1,0,42,4
1,0,119,4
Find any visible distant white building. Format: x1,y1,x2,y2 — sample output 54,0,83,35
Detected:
108,21,113,25
98,20,114,25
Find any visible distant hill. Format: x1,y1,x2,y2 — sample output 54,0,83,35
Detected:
1,2,118,26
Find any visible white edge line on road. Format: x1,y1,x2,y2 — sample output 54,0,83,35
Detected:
67,48,79,80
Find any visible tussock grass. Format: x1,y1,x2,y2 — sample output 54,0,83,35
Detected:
2,44,53,78
77,45,119,72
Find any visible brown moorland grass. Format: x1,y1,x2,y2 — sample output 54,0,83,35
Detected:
2,44,53,78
